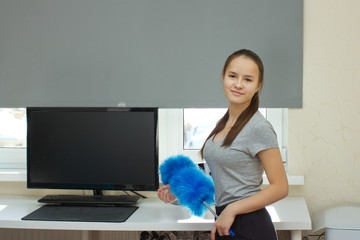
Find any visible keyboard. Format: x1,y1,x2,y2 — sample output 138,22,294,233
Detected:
38,194,140,205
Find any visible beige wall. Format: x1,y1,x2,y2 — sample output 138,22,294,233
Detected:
288,0,360,214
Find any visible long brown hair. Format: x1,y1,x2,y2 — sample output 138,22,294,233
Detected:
200,49,264,159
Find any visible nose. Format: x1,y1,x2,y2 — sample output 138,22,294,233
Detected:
234,78,243,88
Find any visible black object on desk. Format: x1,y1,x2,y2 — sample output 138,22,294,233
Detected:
38,194,140,205
22,204,138,223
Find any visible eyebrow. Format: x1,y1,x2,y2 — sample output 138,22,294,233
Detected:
227,71,255,78
243,74,255,78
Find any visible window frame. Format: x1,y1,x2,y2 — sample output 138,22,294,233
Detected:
0,108,291,182
158,108,288,170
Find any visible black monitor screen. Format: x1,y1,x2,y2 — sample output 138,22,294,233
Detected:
26,107,159,191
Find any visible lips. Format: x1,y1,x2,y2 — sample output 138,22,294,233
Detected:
231,90,244,96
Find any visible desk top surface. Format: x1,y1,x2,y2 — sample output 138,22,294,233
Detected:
0,195,311,231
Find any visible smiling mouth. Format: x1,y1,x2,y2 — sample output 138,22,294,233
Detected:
231,90,244,96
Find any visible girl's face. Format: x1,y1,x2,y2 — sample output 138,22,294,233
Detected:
222,56,262,108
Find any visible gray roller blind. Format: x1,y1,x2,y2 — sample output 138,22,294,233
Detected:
0,0,303,108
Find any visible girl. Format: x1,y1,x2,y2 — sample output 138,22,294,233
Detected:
158,49,288,240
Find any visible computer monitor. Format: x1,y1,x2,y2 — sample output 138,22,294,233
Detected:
26,107,159,193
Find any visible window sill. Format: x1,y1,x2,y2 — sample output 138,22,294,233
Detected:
0,169,26,182
0,170,304,186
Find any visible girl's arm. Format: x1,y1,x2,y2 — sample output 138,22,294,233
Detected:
211,148,288,239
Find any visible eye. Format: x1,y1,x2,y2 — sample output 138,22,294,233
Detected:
245,78,252,82
228,74,236,79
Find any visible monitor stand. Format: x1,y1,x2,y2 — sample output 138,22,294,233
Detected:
93,189,146,199
93,189,103,195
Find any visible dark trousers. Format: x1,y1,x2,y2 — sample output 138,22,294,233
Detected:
215,205,277,240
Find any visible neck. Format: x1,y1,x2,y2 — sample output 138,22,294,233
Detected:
228,103,250,125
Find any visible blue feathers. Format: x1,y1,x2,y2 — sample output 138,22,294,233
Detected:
171,167,215,216
159,155,197,185
159,155,215,216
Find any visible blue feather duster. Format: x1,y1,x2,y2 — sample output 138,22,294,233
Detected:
159,155,197,185
159,155,215,216
159,155,235,237
170,167,215,216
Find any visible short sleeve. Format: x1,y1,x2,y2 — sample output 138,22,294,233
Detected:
247,120,279,158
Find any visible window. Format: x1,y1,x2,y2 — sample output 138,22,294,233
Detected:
0,108,288,171
0,108,26,148
0,108,27,169
184,108,267,150
159,108,288,170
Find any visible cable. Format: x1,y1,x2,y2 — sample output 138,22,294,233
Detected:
317,232,325,240
302,231,325,240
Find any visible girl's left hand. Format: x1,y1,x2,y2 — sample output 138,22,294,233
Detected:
210,206,236,240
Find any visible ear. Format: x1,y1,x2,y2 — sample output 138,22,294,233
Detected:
256,82,263,92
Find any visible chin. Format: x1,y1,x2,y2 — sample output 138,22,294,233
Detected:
228,99,252,108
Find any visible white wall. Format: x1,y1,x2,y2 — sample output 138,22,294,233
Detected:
288,0,360,214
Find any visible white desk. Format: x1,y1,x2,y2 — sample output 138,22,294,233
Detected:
0,195,311,240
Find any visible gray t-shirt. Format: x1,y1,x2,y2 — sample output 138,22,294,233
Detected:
203,111,278,207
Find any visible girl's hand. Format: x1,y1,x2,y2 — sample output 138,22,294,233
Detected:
157,184,177,203
211,206,236,240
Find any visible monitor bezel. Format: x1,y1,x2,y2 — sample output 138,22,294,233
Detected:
26,107,159,191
